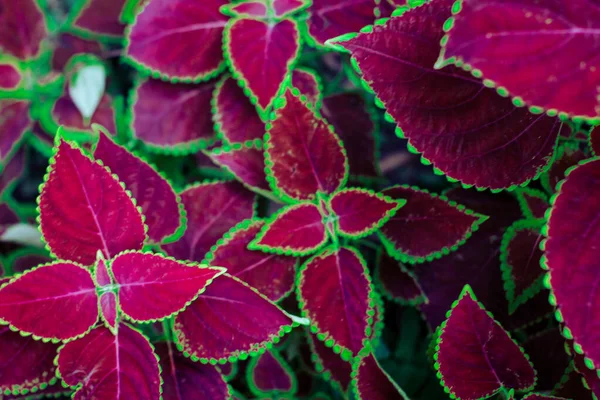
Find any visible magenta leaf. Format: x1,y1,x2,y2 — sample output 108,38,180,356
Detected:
376,250,426,305
434,285,536,399
70,0,128,39
379,185,486,263
38,140,146,265
208,142,271,194
57,324,160,400
438,0,600,121
225,18,300,114
266,90,348,201
247,350,297,396
222,1,268,18
94,255,112,287
0,0,48,59
0,100,33,165
125,0,227,81
298,246,374,359
99,292,118,332
541,143,588,194
331,1,562,189
329,188,402,238
94,131,184,243
307,331,352,393
206,219,296,302
352,351,409,400
273,0,309,17
291,69,321,107
174,274,294,363
249,203,327,256
162,181,255,262
0,62,22,90
130,78,217,153
0,262,98,341
515,188,549,220
51,33,104,72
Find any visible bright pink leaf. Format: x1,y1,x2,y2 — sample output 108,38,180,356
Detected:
0,262,98,341
376,251,426,305
306,331,351,393
95,256,112,287
0,146,24,196
273,0,308,17
58,324,161,400
50,93,116,137
71,0,127,38
51,33,104,72
0,63,22,90
248,350,296,396
208,144,270,192
291,69,321,107
0,100,32,164
99,292,118,331
38,140,146,265
353,352,409,400
0,0,47,59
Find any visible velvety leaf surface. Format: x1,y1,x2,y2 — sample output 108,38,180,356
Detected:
0,262,97,341
0,0,47,59
522,328,569,391
250,203,327,255
542,144,587,193
207,219,296,302
131,78,216,151
72,0,127,38
111,251,224,322
162,181,255,262
435,286,536,399
208,145,270,192
50,94,116,136
307,331,351,393
440,0,600,120
99,291,118,331
353,352,408,400
273,0,307,17
51,33,104,71
299,247,373,356
0,63,21,89
380,186,484,263
266,90,347,201
248,350,296,395
174,274,294,362
126,0,227,80
376,251,426,304
332,1,561,189
57,325,160,400
0,100,32,164
39,140,146,265
291,69,320,107
95,132,182,243
226,18,300,112
516,188,549,220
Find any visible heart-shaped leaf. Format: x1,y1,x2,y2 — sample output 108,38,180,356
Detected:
174,274,294,363
0,262,98,341
57,324,161,400
0,100,32,165
206,219,296,302
438,0,600,121
247,350,297,396
0,62,22,90
434,285,536,399
306,331,352,393
125,0,228,81
99,292,118,332
162,181,255,262
376,251,426,305
352,350,409,400
0,0,48,60
330,0,562,189
515,188,549,220
541,143,588,194
38,140,146,265
208,142,271,194
70,0,128,39
266,90,348,202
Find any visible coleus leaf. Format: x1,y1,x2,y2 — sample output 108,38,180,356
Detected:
94,254,112,287
208,142,271,194
541,143,588,194
45,94,116,140
376,250,426,305
434,285,536,399
125,0,228,81
298,246,374,359
162,181,255,262
130,78,217,154
0,62,22,90
272,0,309,17
572,346,600,398
0,146,24,196
206,219,296,302
247,350,297,396
554,365,595,400
352,350,409,400
10,252,52,275
38,140,146,265
306,330,352,393
57,324,161,400
0,262,98,341
379,185,486,264
523,328,570,391
438,0,600,121
591,126,600,156
174,274,294,363
94,131,184,243
266,90,348,201
110,251,225,322
51,33,104,72
221,1,269,18
224,18,300,115
0,100,33,165
99,292,118,332
330,0,562,189
0,203,19,237
291,69,321,108
0,0,48,60
515,188,549,220
70,0,128,39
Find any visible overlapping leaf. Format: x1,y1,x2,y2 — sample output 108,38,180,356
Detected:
0,0,48,59
306,331,352,393
208,143,270,193
70,0,128,39
541,143,587,193
515,188,549,220
376,251,426,305
352,351,409,400
248,350,297,396
0,100,32,166
51,33,104,71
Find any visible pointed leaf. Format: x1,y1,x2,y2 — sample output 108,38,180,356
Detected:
572,347,600,398
0,62,22,90
439,0,600,121
51,33,104,72
247,350,297,396
125,0,227,81
266,90,347,201
306,331,352,393
208,143,270,193
515,188,549,220
174,274,294,363
352,351,409,400
57,325,160,400
0,100,32,165
99,292,118,331
250,203,327,256
0,0,47,60
207,219,296,302
0,262,98,341
38,140,146,265
70,0,128,39
222,1,269,18
434,286,536,399
95,256,112,287
95,132,184,243
46,93,116,140
331,1,562,189
162,181,255,262
273,0,309,17
541,143,587,193
291,69,321,107
554,366,595,400
298,247,374,358
376,251,426,305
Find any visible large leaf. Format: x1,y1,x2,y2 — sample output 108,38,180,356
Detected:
70,0,128,39
0,100,32,165
111,251,224,322
125,0,228,81
57,324,161,400
208,142,270,193
266,90,347,201
0,0,47,59
376,251,426,305
330,0,562,189
162,181,255,262
438,0,600,121
206,219,296,302
38,140,146,265
352,351,409,400
0,262,98,341
174,274,294,363
434,285,536,399
306,331,352,393
247,350,297,396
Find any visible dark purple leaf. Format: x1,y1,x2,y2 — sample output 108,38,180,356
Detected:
291,69,321,107
306,331,352,393
248,350,296,396
0,0,47,59
0,100,32,165
353,351,409,400
10,252,52,275
47,94,116,140
0,146,24,196
523,328,570,391
0,203,19,237
71,0,128,39
0,62,22,90
208,143,270,193
541,143,588,193
376,251,426,305
591,126,600,156
554,366,594,400
51,33,104,71
515,188,549,220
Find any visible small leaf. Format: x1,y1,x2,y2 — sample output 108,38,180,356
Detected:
541,143,588,193
174,274,294,363
376,250,426,305
208,143,270,193
247,350,297,396
38,140,146,265
70,0,128,39
591,126,600,156
266,90,347,201
51,33,104,72
99,292,118,332
221,1,268,18
0,262,98,341
68,63,107,121
291,69,321,107
515,188,549,220
47,93,116,139
0,62,23,90
94,254,112,287
434,285,536,399
306,331,352,393
0,0,48,59
57,324,161,400
272,0,309,17
0,100,33,165
250,203,327,256
352,350,409,400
